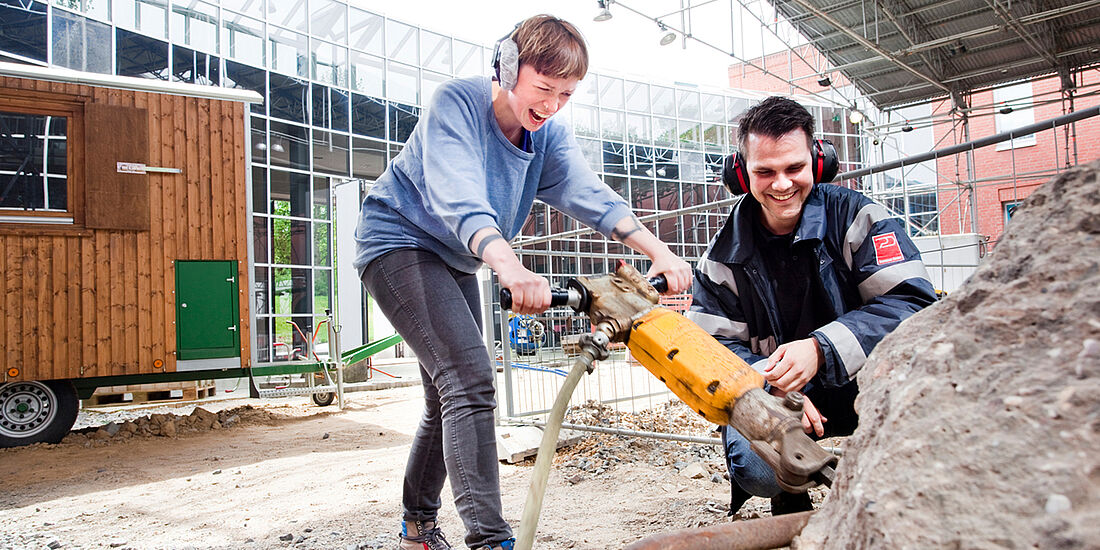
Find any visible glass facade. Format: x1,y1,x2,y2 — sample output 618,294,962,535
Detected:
0,0,866,362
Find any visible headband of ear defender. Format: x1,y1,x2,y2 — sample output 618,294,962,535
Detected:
491,26,520,91
721,139,839,195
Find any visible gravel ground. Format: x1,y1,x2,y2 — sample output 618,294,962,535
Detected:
1,388,841,549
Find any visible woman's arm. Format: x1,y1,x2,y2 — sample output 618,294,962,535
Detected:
469,227,550,315
610,216,693,294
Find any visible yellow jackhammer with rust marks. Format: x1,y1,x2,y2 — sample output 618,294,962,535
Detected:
503,262,836,550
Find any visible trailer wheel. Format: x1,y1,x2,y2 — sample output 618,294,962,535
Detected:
0,380,80,448
312,391,336,407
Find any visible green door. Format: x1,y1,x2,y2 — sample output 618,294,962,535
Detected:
175,260,240,360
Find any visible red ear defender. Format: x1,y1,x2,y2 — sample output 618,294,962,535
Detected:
812,139,839,184
722,139,840,196
721,152,751,195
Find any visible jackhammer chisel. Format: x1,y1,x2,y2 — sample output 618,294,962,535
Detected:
503,262,836,550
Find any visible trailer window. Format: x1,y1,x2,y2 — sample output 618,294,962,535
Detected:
0,111,69,214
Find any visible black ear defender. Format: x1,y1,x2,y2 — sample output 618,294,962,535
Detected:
721,139,838,195
491,25,521,91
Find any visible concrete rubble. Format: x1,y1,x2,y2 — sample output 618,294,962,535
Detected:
795,159,1100,548
60,405,267,446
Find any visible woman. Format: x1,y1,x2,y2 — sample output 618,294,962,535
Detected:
353,15,692,550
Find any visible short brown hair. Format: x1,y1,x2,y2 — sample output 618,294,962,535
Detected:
738,96,815,160
511,15,589,80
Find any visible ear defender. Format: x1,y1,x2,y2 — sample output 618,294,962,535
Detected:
491,27,520,91
721,139,839,195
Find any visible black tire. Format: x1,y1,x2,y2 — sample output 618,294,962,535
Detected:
0,380,80,448
312,391,335,407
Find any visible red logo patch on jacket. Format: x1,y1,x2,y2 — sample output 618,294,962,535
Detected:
872,232,905,265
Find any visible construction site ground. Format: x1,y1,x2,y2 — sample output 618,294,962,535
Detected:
0,383,835,550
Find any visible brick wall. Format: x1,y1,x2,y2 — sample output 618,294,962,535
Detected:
930,71,1100,245
727,44,851,95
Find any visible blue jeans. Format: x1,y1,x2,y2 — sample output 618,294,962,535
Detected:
722,380,859,497
362,249,511,549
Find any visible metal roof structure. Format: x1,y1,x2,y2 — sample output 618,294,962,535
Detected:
772,0,1100,109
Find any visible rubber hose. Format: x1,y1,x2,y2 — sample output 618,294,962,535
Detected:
514,348,596,550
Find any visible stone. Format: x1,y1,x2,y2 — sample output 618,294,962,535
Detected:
160,421,177,437
795,160,1100,549
679,463,709,479
104,423,121,436
1045,494,1072,514
190,407,218,429
278,533,293,541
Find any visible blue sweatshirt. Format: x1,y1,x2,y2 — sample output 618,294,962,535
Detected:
354,76,633,274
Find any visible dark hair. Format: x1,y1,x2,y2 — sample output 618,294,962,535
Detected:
737,96,815,159
512,15,589,80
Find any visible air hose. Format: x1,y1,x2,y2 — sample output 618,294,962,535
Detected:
514,331,608,550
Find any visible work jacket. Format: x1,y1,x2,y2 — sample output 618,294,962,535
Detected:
686,184,937,388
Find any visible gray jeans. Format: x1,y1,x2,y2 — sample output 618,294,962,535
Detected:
361,249,511,549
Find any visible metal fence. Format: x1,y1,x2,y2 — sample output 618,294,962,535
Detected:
490,107,1100,440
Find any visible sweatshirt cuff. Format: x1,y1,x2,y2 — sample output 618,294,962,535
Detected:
457,213,500,252
593,202,634,239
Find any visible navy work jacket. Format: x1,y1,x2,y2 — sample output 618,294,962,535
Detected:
687,184,937,388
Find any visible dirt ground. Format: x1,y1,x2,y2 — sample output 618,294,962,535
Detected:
0,385,831,550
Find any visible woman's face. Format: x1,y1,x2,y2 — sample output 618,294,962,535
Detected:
505,64,578,133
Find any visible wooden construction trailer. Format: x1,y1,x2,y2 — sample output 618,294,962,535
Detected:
0,62,262,447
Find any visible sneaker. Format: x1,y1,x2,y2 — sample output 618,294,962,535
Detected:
476,538,515,550
399,520,452,550
769,491,813,516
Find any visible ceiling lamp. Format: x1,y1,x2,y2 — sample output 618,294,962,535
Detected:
848,109,864,125
594,0,612,22
902,123,914,132
817,75,831,87
658,22,676,46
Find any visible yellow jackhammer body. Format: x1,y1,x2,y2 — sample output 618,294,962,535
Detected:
567,262,837,491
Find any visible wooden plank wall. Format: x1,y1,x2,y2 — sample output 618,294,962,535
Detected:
0,76,251,382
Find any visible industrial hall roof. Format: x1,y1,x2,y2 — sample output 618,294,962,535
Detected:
773,0,1100,109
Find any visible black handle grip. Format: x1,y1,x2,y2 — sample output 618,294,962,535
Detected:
648,274,668,294
500,275,669,311
499,288,571,311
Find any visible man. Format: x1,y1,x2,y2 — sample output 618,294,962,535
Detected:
687,96,936,515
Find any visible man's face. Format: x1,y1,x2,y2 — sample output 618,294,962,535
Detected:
744,128,814,235
506,64,577,133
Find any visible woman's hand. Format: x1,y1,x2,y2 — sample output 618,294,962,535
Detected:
496,263,551,315
646,250,693,295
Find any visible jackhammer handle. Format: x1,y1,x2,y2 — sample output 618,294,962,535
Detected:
648,274,669,294
499,288,573,311
500,275,669,311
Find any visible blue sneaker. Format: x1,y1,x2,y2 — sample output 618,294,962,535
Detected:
399,520,452,550
476,538,515,550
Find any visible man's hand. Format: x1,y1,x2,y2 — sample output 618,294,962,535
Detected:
769,387,827,437
801,394,827,437
764,337,824,393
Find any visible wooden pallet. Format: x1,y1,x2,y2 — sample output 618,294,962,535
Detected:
83,380,216,407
